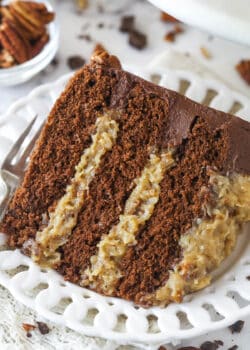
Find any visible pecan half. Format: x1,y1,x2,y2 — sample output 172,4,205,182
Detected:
31,32,49,58
0,21,31,63
0,48,15,68
236,60,250,85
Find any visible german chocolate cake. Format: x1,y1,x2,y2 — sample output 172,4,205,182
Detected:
1,47,250,307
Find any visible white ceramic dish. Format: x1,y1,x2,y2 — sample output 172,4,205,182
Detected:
0,68,250,349
148,0,250,47
0,0,59,86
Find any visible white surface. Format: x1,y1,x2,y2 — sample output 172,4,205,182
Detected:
0,0,250,349
148,0,250,46
0,68,250,349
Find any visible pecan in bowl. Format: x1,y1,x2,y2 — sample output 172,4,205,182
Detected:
0,0,55,68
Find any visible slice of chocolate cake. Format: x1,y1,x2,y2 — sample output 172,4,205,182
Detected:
1,46,250,307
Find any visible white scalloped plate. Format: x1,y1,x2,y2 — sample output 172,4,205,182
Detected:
0,66,250,349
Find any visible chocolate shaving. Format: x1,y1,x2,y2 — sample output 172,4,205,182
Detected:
67,55,86,70
229,320,244,333
177,347,200,350
37,321,50,335
128,29,147,50
200,341,218,350
119,15,135,33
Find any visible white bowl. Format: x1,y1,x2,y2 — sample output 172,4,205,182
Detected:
0,0,59,86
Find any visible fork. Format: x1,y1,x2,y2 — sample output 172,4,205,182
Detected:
0,115,44,219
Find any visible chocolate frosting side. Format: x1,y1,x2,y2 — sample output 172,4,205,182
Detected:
88,48,250,175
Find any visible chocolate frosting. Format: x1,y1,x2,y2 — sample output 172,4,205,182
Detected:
90,47,250,175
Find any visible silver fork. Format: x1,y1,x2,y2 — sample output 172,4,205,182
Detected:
0,116,44,219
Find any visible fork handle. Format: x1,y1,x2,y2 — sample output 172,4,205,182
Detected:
0,183,12,221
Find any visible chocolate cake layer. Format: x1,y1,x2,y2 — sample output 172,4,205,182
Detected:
1,47,250,307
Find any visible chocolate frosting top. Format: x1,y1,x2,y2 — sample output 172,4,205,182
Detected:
90,46,250,175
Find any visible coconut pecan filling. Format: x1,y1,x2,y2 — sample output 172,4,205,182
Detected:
141,172,250,306
32,114,119,267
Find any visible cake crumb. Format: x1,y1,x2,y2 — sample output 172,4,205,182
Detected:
200,47,212,59
164,25,183,42
228,320,244,333
236,59,250,85
37,321,50,335
161,11,178,22
129,30,147,50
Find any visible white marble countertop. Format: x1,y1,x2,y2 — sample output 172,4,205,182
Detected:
0,0,249,349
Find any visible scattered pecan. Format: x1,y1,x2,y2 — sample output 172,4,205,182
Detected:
22,323,36,332
161,11,178,22
22,323,36,337
236,59,250,85
200,46,212,59
164,25,183,42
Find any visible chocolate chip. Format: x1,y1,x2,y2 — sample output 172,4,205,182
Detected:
37,321,50,335
67,55,86,70
128,30,147,50
228,346,238,350
229,320,244,333
97,22,104,28
247,276,250,280
119,15,135,33
26,332,32,338
200,341,218,350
